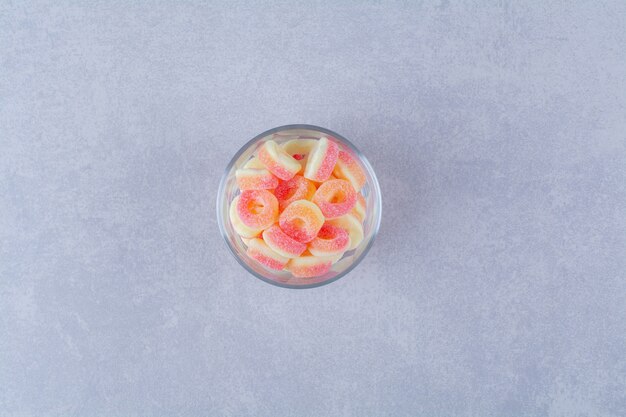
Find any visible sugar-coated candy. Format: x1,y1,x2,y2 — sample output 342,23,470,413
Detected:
236,189,279,230
246,238,288,270
229,196,263,238
308,223,350,257
303,137,339,182
332,150,366,191
286,255,333,278
350,193,366,223
231,134,371,279
258,140,301,181
327,213,364,250
279,200,324,243
274,175,316,211
243,157,265,169
235,168,278,190
263,225,307,258
281,139,316,173
312,179,357,219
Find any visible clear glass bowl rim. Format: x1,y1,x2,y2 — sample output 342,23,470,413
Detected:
216,124,382,289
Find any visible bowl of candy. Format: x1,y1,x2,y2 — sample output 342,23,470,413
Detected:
216,124,382,289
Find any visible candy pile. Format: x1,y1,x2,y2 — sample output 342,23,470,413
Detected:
229,136,367,278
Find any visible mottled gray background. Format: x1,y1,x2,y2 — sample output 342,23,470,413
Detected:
1,1,625,416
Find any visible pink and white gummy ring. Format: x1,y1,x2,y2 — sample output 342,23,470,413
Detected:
332,150,366,191
279,200,324,243
327,213,364,251
274,175,316,211
246,238,288,270
229,196,263,238
235,168,278,191
236,189,279,230
287,255,333,278
312,178,357,219
308,223,350,257
262,225,307,258
303,137,339,182
258,139,301,181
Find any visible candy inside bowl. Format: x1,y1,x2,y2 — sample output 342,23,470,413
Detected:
216,125,382,289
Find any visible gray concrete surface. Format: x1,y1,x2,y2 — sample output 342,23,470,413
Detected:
1,1,625,416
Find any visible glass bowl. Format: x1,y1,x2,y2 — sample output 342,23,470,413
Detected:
216,124,382,289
